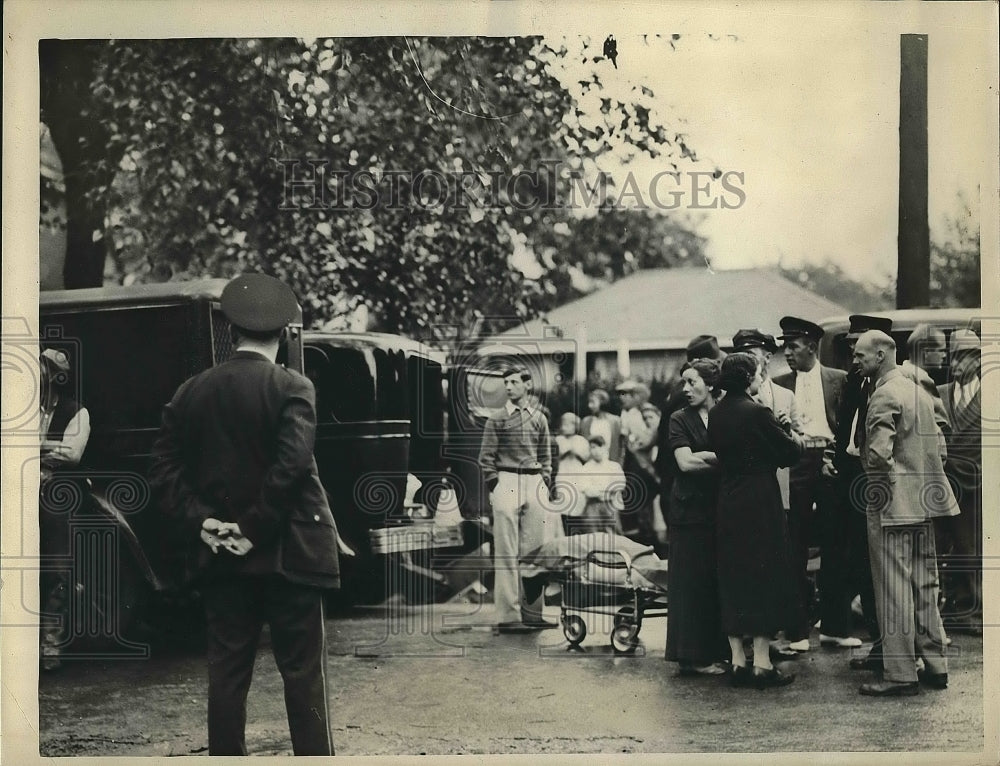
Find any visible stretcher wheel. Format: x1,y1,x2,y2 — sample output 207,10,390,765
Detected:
611,621,639,654
613,605,638,628
562,615,586,645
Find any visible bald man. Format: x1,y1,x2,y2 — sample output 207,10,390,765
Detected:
852,331,958,697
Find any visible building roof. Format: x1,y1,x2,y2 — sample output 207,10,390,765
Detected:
486,268,850,353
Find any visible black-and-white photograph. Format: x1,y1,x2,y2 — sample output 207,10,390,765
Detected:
3,0,998,761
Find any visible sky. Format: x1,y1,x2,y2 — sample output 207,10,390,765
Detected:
548,9,995,284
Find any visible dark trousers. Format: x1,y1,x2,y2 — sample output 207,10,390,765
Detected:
839,461,880,652
818,460,878,642
936,476,982,627
202,576,333,756
786,447,824,641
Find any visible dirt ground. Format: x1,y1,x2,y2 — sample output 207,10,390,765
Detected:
38,600,986,757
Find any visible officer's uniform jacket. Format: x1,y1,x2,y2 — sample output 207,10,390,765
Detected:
150,350,340,589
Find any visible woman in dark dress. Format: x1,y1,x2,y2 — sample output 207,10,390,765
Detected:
665,359,729,675
708,353,804,688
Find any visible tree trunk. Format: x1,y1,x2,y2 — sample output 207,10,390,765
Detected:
39,39,117,288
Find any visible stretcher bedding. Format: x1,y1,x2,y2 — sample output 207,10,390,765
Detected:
519,532,669,592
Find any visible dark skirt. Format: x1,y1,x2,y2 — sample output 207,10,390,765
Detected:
665,524,728,664
716,472,795,636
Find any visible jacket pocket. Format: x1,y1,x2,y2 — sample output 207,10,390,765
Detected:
282,517,339,576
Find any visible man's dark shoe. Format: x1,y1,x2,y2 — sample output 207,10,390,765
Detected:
917,670,948,689
849,655,883,672
859,680,919,697
522,619,558,630
495,622,536,634
521,575,546,604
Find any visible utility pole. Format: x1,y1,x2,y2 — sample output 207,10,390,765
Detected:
897,34,930,309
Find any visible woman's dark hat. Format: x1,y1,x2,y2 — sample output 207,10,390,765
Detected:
845,314,893,340
221,273,299,332
777,316,824,342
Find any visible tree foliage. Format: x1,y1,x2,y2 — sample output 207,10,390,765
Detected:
778,260,894,313
40,36,710,338
929,198,980,308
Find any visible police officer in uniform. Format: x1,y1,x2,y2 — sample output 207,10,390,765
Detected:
150,274,340,756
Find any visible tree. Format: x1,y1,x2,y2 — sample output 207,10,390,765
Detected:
929,197,980,308
40,36,709,337
778,260,894,312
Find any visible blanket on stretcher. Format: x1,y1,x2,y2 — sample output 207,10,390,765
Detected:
519,532,669,593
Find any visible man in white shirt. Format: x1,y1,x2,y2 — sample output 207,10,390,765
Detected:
774,317,847,653
40,348,91,477
38,347,91,671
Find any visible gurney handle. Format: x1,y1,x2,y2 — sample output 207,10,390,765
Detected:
586,549,635,589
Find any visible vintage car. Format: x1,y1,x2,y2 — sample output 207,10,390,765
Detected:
817,307,981,381
38,281,480,649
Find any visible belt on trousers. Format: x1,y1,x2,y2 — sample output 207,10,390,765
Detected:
497,466,543,475
801,436,832,450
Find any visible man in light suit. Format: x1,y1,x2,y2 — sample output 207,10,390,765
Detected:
936,329,982,636
774,316,847,652
853,330,957,696
150,274,340,754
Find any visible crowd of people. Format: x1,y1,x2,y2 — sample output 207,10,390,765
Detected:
480,314,983,696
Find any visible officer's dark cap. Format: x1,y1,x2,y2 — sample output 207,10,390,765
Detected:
777,316,824,342
686,334,725,361
732,328,779,353
846,314,892,340
221,273,299,333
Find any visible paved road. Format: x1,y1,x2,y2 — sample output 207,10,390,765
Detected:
38,599,985,757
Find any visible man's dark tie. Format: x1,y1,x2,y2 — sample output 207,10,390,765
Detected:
853,379,871,451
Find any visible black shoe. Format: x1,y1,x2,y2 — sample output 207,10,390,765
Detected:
917,670,948,689
752,666,795,689
522,619,558,630
496,622,536,634
859,680,919,697
849,655,883,672
521,575,546,604
729,664,752,687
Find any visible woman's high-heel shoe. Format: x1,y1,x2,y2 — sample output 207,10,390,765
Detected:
729,664,752,687
752,666,795,689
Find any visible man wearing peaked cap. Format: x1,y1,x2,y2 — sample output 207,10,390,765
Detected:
150,273,338,755
774,316,848,653
220,272,300,334
777,316,825,344
846,314,892,340
825,314,894,672
732,328,780,354
936,328,983,636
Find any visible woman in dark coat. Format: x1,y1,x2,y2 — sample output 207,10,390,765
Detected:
665,359,729,675
708,353,804,688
